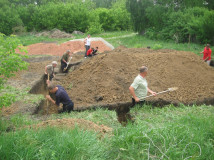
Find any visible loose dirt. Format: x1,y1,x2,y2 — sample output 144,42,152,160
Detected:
24,118,112,137
58,46,214,108
3,44,214,121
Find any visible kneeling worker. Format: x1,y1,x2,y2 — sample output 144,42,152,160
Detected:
129,66,156,106
46,82,74,113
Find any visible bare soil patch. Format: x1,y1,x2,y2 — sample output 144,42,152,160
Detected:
18,40,112,56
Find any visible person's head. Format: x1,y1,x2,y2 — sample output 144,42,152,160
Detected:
47,82,57,93
66,50,71,54
139,66,148,77
206,44,210,49
52,61,58,68
88,34,90,38
96,47,98,50
91,47,94,50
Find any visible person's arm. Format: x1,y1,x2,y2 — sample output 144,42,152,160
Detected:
147,87,157,96
46,95,56,104
204,57,209,62
129,86,140,102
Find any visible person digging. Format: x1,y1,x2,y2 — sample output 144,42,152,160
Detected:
61,50,72,73
44,61,58,85
129,66,157,106
46,82,74,113
116,66,157,125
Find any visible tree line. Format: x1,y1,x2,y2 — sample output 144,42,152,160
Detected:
0,0,214,44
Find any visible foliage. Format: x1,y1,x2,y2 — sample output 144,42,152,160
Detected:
0,5,23,35
126,0,152,33
0,34,28,107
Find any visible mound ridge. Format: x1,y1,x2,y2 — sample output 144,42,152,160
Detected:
59,46,214,108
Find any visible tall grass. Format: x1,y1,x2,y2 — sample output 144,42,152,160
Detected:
1,105,213,159
0,127,109,160
108,105,214,159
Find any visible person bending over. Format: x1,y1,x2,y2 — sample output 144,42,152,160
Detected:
46,82,74,113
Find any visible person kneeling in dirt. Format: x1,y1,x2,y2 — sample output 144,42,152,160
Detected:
92,47,99,56
129,66,156,106
86,47,94,57
200,44,212,65
61,50,72,73
46,82,74,113
44,61,58,83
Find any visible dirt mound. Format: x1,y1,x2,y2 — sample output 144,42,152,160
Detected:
25,118,112,136
35,29,74,38
58,46,214,107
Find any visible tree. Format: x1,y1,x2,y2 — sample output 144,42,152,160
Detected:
0,33,28,89
126,0,153,33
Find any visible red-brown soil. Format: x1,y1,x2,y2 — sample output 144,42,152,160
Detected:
18,41,112,56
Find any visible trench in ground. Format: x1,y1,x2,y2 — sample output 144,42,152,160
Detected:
28,64,214,125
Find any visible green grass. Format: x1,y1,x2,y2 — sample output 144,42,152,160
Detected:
1,105,214,159
106,34,214,57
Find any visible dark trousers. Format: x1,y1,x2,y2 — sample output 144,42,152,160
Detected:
85,45,90,57
61,60,68,73
62,102,74,113
132,98,145,107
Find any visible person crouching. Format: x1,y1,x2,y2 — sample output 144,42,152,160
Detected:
46,82,74,113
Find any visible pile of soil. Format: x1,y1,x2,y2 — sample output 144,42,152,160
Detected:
58,46,214,107
24,118,112,136
35,29,74,38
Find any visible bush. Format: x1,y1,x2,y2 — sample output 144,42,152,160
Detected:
0,5,23,35
0,33,28,108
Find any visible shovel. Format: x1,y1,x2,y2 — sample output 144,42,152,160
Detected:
63,56,73,72
140,87,178,101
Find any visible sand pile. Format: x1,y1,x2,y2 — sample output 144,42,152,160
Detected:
59,46,214,107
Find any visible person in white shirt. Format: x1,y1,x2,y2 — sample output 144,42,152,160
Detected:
44,61,58,84
129,66,156,106
84,34,91,58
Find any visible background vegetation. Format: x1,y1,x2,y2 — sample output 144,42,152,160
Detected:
1,0,214,44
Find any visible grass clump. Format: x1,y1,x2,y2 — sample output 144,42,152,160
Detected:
0,127,109,160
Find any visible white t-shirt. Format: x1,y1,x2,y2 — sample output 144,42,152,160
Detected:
131,74,148,99
46,65,54,75
85,37,91,46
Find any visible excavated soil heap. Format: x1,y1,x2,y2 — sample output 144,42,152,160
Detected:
24,118,112,137
58,46,214,108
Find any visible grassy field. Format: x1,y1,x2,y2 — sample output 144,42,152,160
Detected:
0,31,214,159
1,105,214,159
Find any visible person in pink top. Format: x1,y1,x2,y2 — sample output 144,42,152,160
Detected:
200,44,212,65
